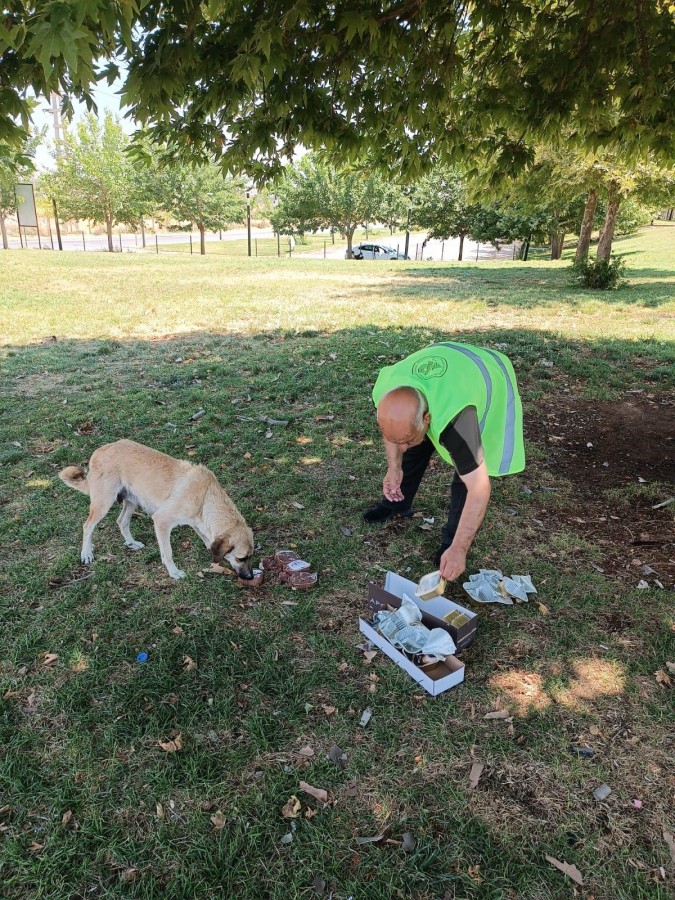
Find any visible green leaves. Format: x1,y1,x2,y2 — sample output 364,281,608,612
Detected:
1,1,674,177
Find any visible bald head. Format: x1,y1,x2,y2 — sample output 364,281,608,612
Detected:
377,387,429,445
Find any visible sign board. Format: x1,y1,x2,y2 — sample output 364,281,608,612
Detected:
15,183,38,228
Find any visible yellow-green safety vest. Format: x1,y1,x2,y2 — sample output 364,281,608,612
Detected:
372,342,525,477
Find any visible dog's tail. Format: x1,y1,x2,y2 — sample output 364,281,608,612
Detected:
59,466,90,495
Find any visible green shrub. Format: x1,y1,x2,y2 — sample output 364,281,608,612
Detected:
572,254,627,290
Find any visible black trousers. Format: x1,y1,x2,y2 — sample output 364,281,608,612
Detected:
380,436,467,546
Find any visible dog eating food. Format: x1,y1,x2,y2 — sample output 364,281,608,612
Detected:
59,439,255,581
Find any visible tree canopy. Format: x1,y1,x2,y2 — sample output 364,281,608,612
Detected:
2,2,673,180
270,154,386,256
40,112,140,251
158,161,246,254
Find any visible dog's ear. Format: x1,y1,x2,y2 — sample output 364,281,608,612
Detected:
210,536,233,563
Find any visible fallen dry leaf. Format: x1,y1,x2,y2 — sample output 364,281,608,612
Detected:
282,796,301,819
297,746,314,758
183,655,197,672
664,831,675,864
210,811,227,831
327,745,347,769
654,670,672,687
665,661,675,675
363,650,377,665
41,653,59,667
402,832,416,852
537,602,550,616
158,733,183,753
61,810,73,827
322,704,336,716
545,855,583,886
484,710,511,720
156,802,164,819
304,807,318,819
172,626,183,635
356,832,386,845
468,761,485,790
291,501,305,509
299,781,328,803
589,725,601,736
120,868,138,884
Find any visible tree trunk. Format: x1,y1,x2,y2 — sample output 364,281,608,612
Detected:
575,188,598,261
106,215,114,252
199,224,206,255
0,214,8,250
346,229,355,258
550,233,560,260
140,218,146,248
556,232,566,259
458,233,465,261
597,182,621,260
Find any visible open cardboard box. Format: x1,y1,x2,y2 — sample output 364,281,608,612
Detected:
359,571,478,696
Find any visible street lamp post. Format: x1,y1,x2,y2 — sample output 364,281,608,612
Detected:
404,201,412,259
246,191,252,257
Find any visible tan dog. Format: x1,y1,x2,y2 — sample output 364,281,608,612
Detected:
59,439,255,581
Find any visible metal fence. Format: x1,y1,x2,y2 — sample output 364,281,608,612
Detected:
1,218,522,263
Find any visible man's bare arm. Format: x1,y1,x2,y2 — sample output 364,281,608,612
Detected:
439,462,491,581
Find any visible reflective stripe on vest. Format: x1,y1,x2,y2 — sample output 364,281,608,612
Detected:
439,342,516,475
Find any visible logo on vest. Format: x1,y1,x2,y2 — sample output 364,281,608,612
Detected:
412,356,448,379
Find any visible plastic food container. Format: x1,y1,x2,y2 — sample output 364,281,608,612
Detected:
284,559,311,574
289,571,318,591
275,550,300,567
239,567,264,587
415,570,447,601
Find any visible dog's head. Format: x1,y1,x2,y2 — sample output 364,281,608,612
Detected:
211,524,255,580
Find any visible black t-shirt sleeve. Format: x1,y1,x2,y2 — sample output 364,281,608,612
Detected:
440,406,484,476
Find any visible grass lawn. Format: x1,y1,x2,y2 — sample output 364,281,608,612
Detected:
0,223,673,899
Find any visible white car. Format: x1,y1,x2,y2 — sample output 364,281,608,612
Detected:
347,242,409,260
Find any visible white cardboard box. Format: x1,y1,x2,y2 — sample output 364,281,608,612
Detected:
358,571,478,696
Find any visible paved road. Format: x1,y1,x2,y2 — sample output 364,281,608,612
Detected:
4,226,518,261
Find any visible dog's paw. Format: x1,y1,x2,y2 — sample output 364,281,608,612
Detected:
168,567,187,580
126,540,145,551
81,550,94,565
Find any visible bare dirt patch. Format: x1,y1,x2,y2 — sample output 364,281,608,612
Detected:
531,393,674,586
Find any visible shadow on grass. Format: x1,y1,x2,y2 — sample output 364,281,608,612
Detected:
378,262,675,308
0,325,673,899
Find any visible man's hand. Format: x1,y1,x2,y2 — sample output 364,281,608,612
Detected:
439,544,467,582
383,466,404,502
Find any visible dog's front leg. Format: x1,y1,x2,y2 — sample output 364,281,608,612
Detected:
152,512,186,580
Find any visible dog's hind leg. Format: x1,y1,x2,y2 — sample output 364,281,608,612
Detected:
117,500,144,551
151,511,186,580
81,477,118,565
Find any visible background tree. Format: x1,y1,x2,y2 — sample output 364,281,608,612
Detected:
0,129,41,249
159,160,246,255
2,2,673,179
411,170,480,261
270,155,386,258
40,112,138,252
377,185,408,235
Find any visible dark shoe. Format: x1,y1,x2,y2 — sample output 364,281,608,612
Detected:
363,503,413,523
434,544,450,567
